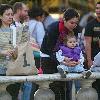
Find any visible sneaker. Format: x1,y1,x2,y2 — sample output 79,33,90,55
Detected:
58,68,67,78
85,70,92,79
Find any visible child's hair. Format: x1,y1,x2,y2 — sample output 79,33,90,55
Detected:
63,33,76,45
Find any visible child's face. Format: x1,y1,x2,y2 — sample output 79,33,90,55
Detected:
67,37,77,48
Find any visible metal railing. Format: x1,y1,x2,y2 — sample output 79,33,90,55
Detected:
0,72,100,100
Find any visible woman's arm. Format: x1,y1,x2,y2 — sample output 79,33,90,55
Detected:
85,36,93,67
36,22,45,47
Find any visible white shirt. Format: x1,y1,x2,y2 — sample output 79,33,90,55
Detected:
29,20,45,47
43,15,56,30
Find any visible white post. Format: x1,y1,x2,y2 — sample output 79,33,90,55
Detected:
76,79,98,100
0,83,12,100
34,81,55,100
71,80,76,100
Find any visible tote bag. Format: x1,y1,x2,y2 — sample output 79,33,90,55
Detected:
6,25,39,75
6,41,39,75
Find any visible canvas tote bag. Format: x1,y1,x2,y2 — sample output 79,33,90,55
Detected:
6,26,39,75
6,41,39,75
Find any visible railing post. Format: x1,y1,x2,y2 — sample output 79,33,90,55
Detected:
76,79,98,100
34,81,55,100
0,83,12,100
71,80,76,100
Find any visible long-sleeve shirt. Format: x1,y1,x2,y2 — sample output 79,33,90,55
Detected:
29,20,45,47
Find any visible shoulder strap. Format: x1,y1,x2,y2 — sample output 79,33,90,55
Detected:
11,26,16,48
32,22,37,35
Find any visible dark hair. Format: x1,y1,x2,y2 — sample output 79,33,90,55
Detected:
0,4,12,27
0,4,12,16
44,10,49,17
96,1,100,4
63,8,80,21
28,6,44,19
87,15,95,22
13,2,24,14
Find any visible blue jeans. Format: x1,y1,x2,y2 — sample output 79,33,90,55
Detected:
22,51,40,100
22,82,32,100
57,64,85,72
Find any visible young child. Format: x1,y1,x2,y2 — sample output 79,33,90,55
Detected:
56,34,91,78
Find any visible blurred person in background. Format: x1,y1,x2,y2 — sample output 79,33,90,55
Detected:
28,6,45,48
13,2,29,26
79,0,95,28
84,1,100,99
28,6,45,69
78,0,96,69
23,6,45,100
43,10,56,31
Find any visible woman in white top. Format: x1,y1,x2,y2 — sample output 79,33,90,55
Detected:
28,6,45,47
22,6,45,100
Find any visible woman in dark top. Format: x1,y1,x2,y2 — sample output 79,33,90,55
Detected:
41,8,80,74
40,8,80,100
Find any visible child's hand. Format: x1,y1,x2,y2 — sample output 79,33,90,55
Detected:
64,57,72,63
62,60,77,67
75,60,80,65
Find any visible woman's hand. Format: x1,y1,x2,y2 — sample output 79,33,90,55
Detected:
1,48,18,60
9,48,18,60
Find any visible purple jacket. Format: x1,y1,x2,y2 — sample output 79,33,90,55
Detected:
60,46,81,61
